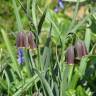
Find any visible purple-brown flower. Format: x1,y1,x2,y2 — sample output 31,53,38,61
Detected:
28,32,36,49
66,45,75,64
16,32,28,48
75,40,88,59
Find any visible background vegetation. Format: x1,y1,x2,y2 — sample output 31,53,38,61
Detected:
0,0,96,96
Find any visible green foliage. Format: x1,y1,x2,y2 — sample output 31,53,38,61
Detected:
0,0,96,96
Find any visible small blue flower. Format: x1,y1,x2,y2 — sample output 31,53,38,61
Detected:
54,6,59,13
17,48,24,64
54,0,64,13
18,48,23,57
58,0,64,9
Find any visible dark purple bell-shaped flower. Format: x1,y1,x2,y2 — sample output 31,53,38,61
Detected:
75,40,88,59
28,32,36,49
16,32,28,48
66,45,75,64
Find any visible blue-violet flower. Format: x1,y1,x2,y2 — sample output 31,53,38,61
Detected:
58,0,64,9
17,48,24,64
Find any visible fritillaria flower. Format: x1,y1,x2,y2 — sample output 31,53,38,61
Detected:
28,32,36,49
16,32,26,64
16,32,28,48
75,40,88,59
16,32,36,64
66,45,75,64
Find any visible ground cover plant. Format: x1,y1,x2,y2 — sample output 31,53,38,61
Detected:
0,0,96,96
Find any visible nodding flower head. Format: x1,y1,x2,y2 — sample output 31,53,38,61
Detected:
66,45,75,65
28,32,36,49
58,0,64,9
17,48,24,64
16,32,28,48
75,40,88,59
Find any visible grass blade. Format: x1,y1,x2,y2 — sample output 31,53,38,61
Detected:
32,0,37,30
84,28,91,52
13,74,39,96
1,29,21,77
38,8,47,35
35,69,54,96
12,0,23,31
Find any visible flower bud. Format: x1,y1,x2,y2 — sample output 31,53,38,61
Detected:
28,32,36,49
66,45,74,64
16,32,28,48
75,40,87,59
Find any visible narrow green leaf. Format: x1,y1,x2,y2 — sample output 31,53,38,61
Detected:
1,29,21,78
27,0,31,15
68,65,74,85
69,69,79,89
12,0,23,31
35,69,54,96
32,0,37,30
13,74,39,96
84,28,91,52
3,70,10,95
79,57,88,77
42,24,52,71
0,77,13,95
67,0,79,33
38,8,47,35
60,64,68,96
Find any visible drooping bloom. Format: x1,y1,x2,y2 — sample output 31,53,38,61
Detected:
66,45,75,64
16,32,27,64
17,48,24,64
28,32,36,49
16,32,28,48
16,32,36,64
75,40,88,59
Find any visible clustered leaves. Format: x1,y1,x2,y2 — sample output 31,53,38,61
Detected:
1,0,96,96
